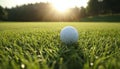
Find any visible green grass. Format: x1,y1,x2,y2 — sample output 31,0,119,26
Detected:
0,22,120,69
81,14,120,22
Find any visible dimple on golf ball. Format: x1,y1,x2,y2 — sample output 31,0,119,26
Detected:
60,26,79,44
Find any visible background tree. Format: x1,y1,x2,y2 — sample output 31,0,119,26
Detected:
80,7,87,18
0,6,7,20
105,0,120,14
4,0,120,21
7,2,81,21
87,0,120,16
87,0,105,16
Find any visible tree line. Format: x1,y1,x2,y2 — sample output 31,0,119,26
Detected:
87,0,120,16
0,0,120,21
6,3,85,21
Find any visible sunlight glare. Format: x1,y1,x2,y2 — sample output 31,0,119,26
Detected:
51,0,88,12
51,0,70,12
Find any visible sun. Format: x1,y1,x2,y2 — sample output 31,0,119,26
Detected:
51,0,88,12
51,0,70,12
53,3,68,12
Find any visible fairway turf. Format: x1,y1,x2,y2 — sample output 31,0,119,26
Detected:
0,22,120,69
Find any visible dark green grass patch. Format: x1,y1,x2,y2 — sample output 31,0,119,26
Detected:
80,14,120,22
0,22,120,69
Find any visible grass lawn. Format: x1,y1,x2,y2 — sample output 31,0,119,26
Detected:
0,22,120,69
80,14,120,22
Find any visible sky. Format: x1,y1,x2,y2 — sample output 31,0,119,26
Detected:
0,0,88,8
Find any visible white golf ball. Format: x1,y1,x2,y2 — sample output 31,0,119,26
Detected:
60,26,79,44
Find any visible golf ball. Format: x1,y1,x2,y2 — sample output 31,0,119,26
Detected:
60,26,78,44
